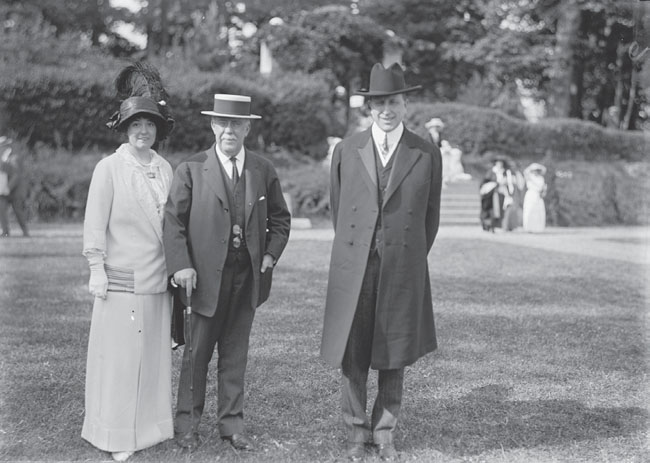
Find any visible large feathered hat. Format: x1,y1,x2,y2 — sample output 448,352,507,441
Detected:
106,62,175,141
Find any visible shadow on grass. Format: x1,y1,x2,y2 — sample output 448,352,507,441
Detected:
404,384,648,456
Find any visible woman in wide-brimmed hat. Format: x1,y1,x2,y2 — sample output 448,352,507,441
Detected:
81,62,175,462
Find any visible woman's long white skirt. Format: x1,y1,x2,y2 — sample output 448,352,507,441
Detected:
523,191,546,233
82,292,174,452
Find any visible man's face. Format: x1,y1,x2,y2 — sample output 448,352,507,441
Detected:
368,94,407,132
211,117,251,156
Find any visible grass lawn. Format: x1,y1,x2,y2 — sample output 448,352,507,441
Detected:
0,226,648,462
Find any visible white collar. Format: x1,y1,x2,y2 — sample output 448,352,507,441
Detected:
371,123,404,165
372,123,403,145
215,145,245,175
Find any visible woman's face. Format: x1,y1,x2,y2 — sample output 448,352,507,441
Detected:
127,116,157,151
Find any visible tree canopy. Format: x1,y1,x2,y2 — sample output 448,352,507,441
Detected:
1,0,648,130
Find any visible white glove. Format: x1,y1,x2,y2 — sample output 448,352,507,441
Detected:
87,253,108,299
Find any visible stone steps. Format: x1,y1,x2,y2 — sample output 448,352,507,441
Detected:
440,179,480,226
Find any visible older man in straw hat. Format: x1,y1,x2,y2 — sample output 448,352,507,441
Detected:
164,94,291,452
321,63,443,461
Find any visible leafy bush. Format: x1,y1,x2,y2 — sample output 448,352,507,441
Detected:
0,59,340,159
11,144,649,227
278,161,331,217
407,102,649,162
544,160,649,226
256,72,343,159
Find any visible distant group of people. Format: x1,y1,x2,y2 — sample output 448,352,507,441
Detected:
79,61,442,462
479,156,547,233
0,135,29,237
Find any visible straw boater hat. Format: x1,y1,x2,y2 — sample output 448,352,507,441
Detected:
201,94,262,119
527,162,547,174
425,118,445,129
354,63,422,97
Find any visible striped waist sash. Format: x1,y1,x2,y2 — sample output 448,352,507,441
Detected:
105,264,135,293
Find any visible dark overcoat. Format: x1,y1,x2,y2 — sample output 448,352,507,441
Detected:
320,128,442,370
163,145,291,317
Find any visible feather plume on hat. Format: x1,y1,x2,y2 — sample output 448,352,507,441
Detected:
115,61,169,104
106,61,174,140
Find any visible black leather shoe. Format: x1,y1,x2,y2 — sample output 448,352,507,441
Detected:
345,442,366,461
175,431,199,450
222,433,255,451
377,442,397,461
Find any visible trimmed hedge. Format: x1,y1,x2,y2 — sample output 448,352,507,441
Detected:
17,146,647,226
0,61,339,159
407,102,649,162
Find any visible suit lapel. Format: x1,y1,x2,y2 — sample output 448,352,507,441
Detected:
383,130,422,206
203,145,228,206
244,151,262,226
356,131,378,193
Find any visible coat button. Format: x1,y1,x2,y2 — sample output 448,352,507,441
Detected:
352,206,357,211
405,225,410,230
351,224,355,228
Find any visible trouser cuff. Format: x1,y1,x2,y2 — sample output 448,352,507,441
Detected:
347,428,371,444
372,431,394,445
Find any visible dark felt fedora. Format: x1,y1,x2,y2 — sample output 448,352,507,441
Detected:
355,63,422,97
107,96,174,140
201,94,261,119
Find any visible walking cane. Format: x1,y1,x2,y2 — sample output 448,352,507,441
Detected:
184,284,196,447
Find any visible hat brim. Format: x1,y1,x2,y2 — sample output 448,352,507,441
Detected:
200,111,261,119
117,109,167,126
113,110,174,140
354,85,422,97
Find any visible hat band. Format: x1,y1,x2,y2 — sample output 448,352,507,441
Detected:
213,99,251,117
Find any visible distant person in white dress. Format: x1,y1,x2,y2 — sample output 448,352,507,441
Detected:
446,146,472,183
522,163,547,233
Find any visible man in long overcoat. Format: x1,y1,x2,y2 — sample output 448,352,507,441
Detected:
321,63,442,461
164,94,291,452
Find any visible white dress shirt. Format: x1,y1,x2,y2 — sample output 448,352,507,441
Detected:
216,145,246,179
371,122,404,167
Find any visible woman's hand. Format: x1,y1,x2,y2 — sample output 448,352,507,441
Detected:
89,268,108,299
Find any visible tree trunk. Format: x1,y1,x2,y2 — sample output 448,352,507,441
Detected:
547,1,582,118
159,0,169,54
611,43,627,128
621,65,638,130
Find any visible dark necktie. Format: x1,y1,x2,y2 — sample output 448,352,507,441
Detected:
230,156,239,186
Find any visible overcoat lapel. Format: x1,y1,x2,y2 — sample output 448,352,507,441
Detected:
383,130,421,206
356,132,378,193
203,145,228,206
